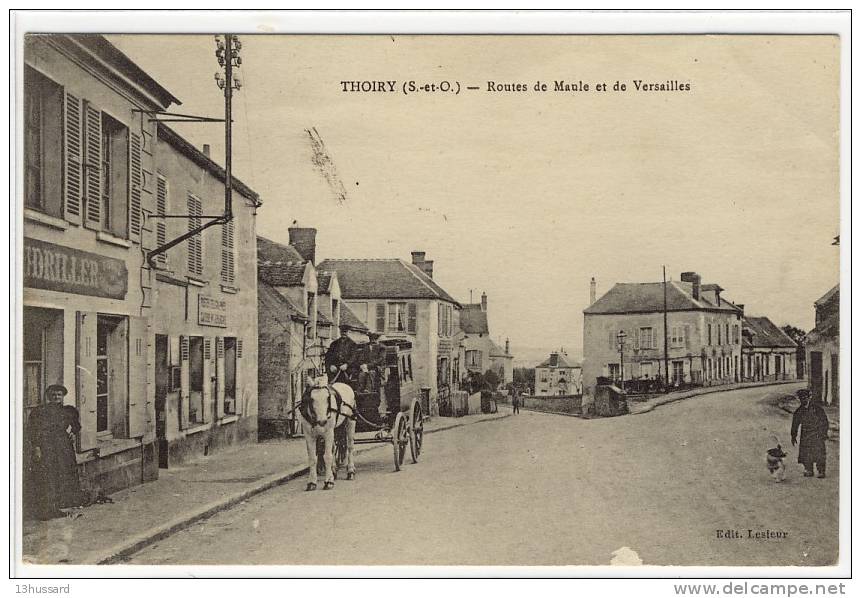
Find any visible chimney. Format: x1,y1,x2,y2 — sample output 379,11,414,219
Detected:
411,251,426,265
202,144,211,158
681,271,701,301
505,338,510,354
481,292,487,312
590,277,597,305
410,251,433,278
420,260,434,279
288,226,317,264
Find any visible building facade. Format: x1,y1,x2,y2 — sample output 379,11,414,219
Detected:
534,351,582,396
150,124,260,468
805,285,839,405
22,35,182,494
318,251,461,416
460,292,514,386
582,272,744,398
740,316,798,383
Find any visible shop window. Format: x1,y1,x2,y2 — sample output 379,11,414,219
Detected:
188,336,205,424
23,307,64,418
24,66,63,217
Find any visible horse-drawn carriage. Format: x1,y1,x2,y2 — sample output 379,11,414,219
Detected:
298,336,424,490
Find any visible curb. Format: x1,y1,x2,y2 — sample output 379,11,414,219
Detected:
94,412,510,565
628,380,804,416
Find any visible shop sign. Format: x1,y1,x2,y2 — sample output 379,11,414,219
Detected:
199,295,227,328
24,237,128,299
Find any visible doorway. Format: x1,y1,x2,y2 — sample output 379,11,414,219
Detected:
155,335,169,468
809,351,823,402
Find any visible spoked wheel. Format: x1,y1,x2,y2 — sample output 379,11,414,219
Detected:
392,412,408,472
409,402,423,464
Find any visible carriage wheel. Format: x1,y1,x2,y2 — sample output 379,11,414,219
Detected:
409,402,424,464
392,412,408,472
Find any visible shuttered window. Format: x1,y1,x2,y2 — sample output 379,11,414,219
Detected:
375,303,386,332
64,90,83,224
155,176,168,265
187,193,203,276
221,218,235,284
128,132,143,242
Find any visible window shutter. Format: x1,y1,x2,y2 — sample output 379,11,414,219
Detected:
83,102,101,227
156,176,168,265
376,303,385,332
187,194,202,276
179,335,190,429
215,337,225,419
128,316,148,438
221,219,235,284
407,302,417,333
75,311,98,451
202,338,213,423
652,329,658,350
63,91,83,225
128,132,143,242
235,338,244,415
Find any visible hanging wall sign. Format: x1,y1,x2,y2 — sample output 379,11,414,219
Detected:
23,237,128,299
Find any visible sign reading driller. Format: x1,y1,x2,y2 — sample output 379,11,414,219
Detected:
199,295,228,328
24,237,128,299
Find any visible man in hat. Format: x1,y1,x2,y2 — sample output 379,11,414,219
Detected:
791,388,830,478
24,384,86,519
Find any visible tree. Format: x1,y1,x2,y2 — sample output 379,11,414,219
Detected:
781,324,807,346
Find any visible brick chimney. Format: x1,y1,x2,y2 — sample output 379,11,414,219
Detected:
590,277,597,305
202,144,211,158
681,271,701,301
288,226,317,264
481,292,487,312
410,251,434,278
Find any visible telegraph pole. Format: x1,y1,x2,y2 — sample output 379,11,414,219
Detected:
663,265,670,388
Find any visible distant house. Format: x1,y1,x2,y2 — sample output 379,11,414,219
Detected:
318,251,461,416
535,351,582,396
740,316,798,382
460,292,514,386
582,271,744,398
805,285,839,405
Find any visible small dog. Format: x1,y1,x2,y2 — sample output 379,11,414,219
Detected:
766,435,787,483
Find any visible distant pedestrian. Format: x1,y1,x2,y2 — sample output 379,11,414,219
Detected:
512,392,520,415
24,385,86,520
791,389,829,478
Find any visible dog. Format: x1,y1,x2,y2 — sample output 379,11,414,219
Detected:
766,435,787,483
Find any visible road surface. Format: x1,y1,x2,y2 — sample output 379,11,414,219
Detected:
129,385,839,566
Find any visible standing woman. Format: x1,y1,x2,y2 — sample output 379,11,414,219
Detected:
24,385,85,519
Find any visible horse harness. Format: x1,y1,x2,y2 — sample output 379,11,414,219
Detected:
300,384,356,429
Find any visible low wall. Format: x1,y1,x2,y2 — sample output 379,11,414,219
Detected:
518,394,582,416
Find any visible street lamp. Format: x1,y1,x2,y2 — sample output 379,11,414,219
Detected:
616,330,627,388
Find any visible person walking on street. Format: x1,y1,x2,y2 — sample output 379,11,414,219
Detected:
791,389,830,478
512,390,520,414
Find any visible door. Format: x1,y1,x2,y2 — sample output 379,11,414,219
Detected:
154,335,169,468
809,351,823,403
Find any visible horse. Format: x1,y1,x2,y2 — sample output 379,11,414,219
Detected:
299,372,357,491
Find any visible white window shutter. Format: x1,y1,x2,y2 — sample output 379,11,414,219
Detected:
156,176,168,265
75,312,98,451
63,91,83,225
128,132,143,242
215,337,225,419
179,335,190,429
83,102,101,228
128,316,148,438
202,338,213,423
235,338,243,415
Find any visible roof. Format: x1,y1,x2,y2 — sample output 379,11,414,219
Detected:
584,280,741,315
257,282,308,323
317,259,460,306
536,353,581,369
815,284,839,307
806,312,839,343
317,310,332,326
157,124,260,204
340,303,370,333
742,316,797,349
60,35,181,108
257,236,305,264
489,340,512,358
460,304,489,334
258,262,307,287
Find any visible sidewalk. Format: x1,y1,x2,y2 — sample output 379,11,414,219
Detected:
20,409,510,566
627,379,805,415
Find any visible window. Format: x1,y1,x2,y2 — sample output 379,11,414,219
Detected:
466,350,482,368
97,113,130,237
672,361,684,383
725,324,730,346
23,307,63,417
24,67,63,217
640,362,653,378
388,302,406,332
670,326,685,348
221,218,235,284
438,303,453,337
187,194,203,276
223,337,238,415
708,324,712,346
95,315,128,437
639,327,655,349
717,324,722,346
188,336,205,425
608,363,621,381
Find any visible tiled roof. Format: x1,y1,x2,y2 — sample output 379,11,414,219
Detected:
584,280,741,315
317,259,460,305
258,262,307,287
536,353,581,369
340,303,370,333
807,312,839,342
460,304,489,334
317,310,332,326
815,284,839,307
257,236,305,264
257,282,308,323
742,316,797,348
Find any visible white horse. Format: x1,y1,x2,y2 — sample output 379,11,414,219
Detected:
299,373,357,490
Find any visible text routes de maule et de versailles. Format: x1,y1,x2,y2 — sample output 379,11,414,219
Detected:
339,79,693,95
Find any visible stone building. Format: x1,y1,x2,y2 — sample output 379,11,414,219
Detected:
150,124,261,467
582,272,744,398
460,292,514,386
534,351,582,396
740,315,798,383
22,34,180,494
805,285,839,405
318,251,461,416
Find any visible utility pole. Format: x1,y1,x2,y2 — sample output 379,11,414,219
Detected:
223,34,234,220
663,265,669,388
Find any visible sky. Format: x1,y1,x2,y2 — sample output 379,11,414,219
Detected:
108,34,840,361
